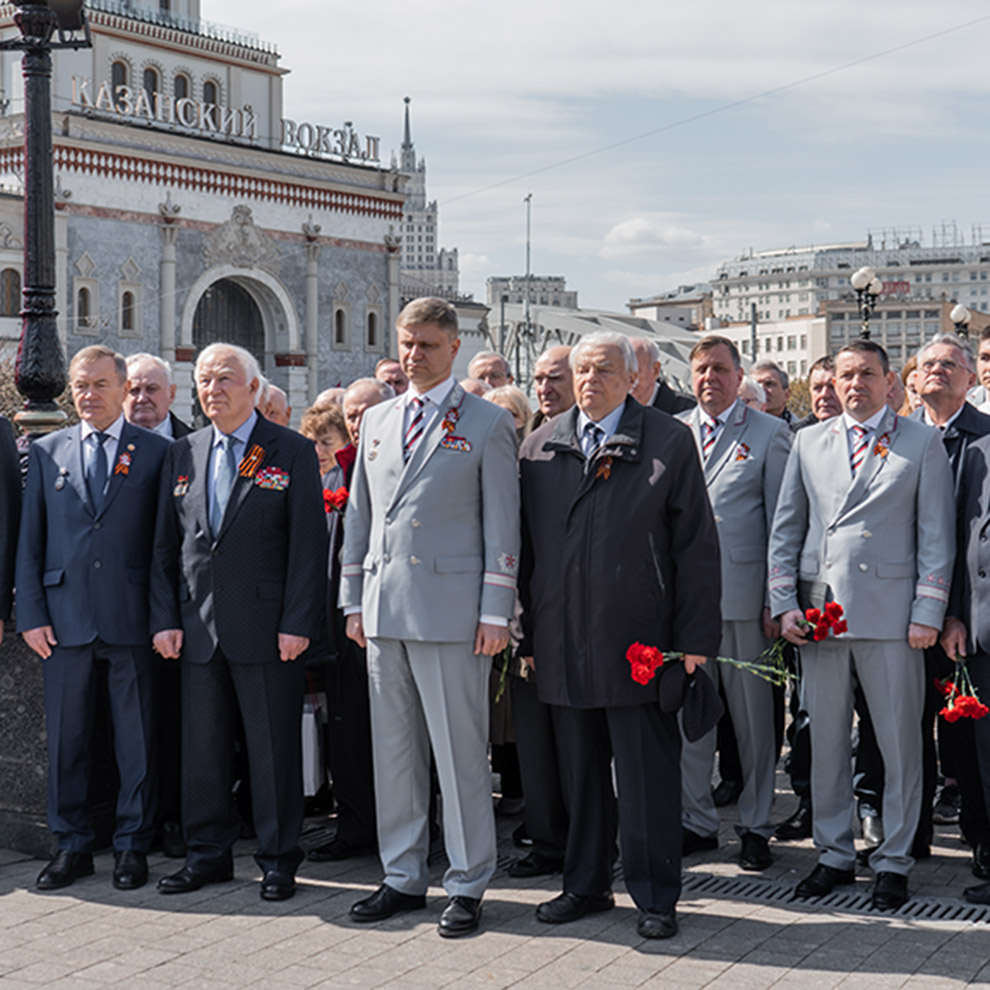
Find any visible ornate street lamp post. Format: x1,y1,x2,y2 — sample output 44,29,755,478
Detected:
850,265,883,340
951,303,972,339
4,1,90,437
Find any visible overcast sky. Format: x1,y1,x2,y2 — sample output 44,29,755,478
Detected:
225,0,990,312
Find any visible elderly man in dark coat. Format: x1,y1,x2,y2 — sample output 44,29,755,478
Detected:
518,330,721,940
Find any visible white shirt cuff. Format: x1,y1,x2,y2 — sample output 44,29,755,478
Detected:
479,614,508,627
343,606,362,616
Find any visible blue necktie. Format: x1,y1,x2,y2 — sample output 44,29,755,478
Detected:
211,435,237,536
86,432,108,513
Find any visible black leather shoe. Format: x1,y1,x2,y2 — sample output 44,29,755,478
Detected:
160,822,187,859
157,861,233,894
963,880,990,904
349,883,426,922
739,833,772,871
36,850,94,891
260,871,295,901
872,871,909,911
637,907,678,939
973,842,990,880
508,851,563,878
536,890,614,924
438,895,482,937
794,863,856,898
774,803,812,841
712,779,743,807
682,827,719,856
308,838,374,862
861,813,884,849
112,850,148,890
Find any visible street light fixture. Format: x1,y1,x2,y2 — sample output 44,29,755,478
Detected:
850,265,883,340
4,1,91,437
950,303,972,338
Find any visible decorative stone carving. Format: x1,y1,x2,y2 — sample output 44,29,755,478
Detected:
202,204,280,276
120,257,140,281
75,252,96,277
0,222,21,249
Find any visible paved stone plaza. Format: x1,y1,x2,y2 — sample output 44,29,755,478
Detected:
1,790,989,990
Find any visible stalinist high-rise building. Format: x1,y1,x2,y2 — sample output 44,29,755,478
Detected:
397,98,460,299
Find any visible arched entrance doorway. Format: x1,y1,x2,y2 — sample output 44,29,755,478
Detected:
190,278,265,426
192,277,265,359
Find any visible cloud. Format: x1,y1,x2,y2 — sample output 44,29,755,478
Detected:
600,219,705,259
458,253,492,274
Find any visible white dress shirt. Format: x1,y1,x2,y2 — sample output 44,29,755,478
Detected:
842,406,887,459
153,415,174,440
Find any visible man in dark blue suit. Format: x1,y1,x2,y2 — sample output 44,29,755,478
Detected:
16,345,169,891
151,343,326,902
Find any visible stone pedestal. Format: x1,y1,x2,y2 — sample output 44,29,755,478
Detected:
0,610,118,858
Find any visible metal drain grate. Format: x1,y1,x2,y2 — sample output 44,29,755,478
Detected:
680,871,990,924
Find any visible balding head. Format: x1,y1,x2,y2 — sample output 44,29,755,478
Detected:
533,345,574,418
343,377,392,445
315,386,346,408
629,337,662,405
124,352,176,429
468,351,512,389
263,384,291,426
460,377,492,397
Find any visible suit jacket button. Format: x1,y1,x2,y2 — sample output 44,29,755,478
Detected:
982,534,988,543
93,522,101,531
981,570,987,579
385,517,393,525
383,553,391,563
410,556,420,565
93,560,101,569
858,563,868,572
212,548,220,557
825,560,832,568
411,519,421,528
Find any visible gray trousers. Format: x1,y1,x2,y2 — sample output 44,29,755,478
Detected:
802,637,923,876
366,638,496,899
681,619,775,839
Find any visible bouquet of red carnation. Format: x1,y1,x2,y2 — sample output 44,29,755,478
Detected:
804,601,848,641
938,661,989,722
627,642,665,685
323,486,349,513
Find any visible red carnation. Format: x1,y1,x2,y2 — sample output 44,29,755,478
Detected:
824,602,844,621
323,486,349,513
626,642,665,685
806,608,822,625
832,620,848,635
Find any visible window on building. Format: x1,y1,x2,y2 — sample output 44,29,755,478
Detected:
77,286,91,328
334,309,346,345
367,311,377,348
741,340,750,355
777,336,784,351
203,80,219,106
143,67,158,101
173,73,189,100
0,268,19,317
111,60,127,92
121,290,135,332
160,0,171,10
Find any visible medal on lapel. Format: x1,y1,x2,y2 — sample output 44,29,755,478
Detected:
54,466,67,491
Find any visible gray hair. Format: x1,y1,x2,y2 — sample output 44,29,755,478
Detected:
126,352,172,385
344,377,393,403
630,336,661,365
194,343,262,392
468,350,510,376
917,332,975,373
255,374,270,409
570,332,637,375
739,375,766,404
751,359,789,390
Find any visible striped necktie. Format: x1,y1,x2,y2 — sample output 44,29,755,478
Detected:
702,417,719,459
850,424,869,474
403,396,426,462
583,422,604,459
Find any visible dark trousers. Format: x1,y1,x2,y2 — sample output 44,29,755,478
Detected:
157,657,182,826
322,638,376,848
958,650,990,845
550,701,681,912
43,640,159,852
509,675,567,863
181,651,306,875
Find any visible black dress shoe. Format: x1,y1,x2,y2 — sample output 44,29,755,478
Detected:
794,863,856,898
860,813,884,849
774,803,812,841
157,861,233,894
739,832,772,871
535,890,614,924
973,842,990,880
112,850,148,890
349,883,426,922
260,871,295,901
160,822,187,860
438,895,482,937
872,871,909,911
638,907,677,939
36,850,94,891
682,827,719,856
712,779,743,807
307,838,374,862
508,851,563,878
963,880,990,904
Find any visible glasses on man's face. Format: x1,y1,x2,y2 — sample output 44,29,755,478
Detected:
921,358,962,374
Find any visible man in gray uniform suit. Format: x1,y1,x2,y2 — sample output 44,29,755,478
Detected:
769,339,954,910
340,297,520,938
677,335,791,871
